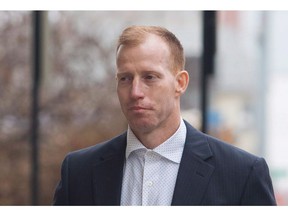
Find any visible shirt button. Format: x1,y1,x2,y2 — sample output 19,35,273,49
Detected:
147,181,153,187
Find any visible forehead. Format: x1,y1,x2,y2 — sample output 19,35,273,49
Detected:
116,35,171,65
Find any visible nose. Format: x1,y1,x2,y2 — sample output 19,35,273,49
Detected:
131,78,144,99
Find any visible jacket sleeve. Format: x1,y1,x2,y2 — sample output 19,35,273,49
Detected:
53,155,70,205
240,157,277,205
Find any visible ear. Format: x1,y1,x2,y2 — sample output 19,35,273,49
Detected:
175,70,189,96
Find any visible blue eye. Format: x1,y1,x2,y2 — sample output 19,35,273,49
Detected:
144,74,157,81
118,75,132,84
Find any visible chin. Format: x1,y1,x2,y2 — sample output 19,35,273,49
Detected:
129,119,157,133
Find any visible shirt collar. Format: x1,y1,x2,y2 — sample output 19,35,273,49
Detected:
126,119,187,163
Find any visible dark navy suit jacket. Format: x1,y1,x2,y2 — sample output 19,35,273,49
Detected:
53,121,276,205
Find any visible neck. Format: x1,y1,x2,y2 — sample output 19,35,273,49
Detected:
131,117,181,149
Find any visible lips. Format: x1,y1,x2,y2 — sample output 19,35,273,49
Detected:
129,106,147,111
128,105,152,112
130,106,145,110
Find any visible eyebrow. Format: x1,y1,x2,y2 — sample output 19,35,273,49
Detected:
116,72,130,76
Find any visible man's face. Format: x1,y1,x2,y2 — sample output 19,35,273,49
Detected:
116,35,181,135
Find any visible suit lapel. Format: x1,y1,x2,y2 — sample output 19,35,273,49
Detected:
90,123,214,205
92,134,126,205
172,122,215,205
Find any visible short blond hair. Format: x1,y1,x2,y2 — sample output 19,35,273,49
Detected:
117,25,185,72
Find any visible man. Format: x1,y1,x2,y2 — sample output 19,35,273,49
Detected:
53,26,276,205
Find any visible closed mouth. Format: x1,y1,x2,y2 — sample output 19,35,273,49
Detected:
129,106,152,111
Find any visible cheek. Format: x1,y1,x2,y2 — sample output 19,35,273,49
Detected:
155,86,176,107
160,82,176,98
117,89,126,105
166,81,178,99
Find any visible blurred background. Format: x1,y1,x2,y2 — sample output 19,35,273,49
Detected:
0,11,287,205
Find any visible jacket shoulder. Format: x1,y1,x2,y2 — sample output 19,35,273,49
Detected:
205,133,260,163
184,120,261,165
65,132,127,165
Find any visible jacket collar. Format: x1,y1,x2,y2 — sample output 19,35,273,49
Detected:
92,133,127,205
171,121,214,205
91,121,215,206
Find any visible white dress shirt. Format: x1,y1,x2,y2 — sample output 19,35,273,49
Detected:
120,119,187,206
